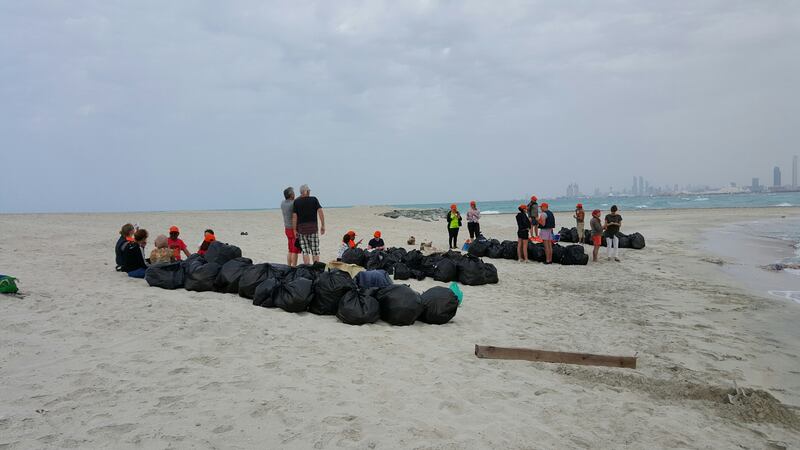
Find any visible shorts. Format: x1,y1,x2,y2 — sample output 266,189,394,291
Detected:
517,229,529,240
285,228,301,254
539,228,554,241
298,233,320,256
592,235,602,246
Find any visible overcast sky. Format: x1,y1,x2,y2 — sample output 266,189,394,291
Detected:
1,1,799,212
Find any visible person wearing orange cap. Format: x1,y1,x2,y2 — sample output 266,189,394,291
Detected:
537,202,556,264
589,209,603,262
368,231,385,251
198,229,215,256
346,230,362,249
516,204,532,262
573,203,586,244
167,226,191,261
527,196,539,238
445,204,462,249
466,201,481,240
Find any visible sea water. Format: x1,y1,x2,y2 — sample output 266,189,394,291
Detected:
395,192,800,214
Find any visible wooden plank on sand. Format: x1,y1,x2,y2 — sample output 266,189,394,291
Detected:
474,345,637,369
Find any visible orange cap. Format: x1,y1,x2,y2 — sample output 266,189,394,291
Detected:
592,209,601,217
450,204,457,210
374,231,381,238
169,226,179,233
470,200,476,206
347,230,356,237
576,203,583,209
519,204,527,210
204,234,216,242
541,202,549,209
531,195,537,202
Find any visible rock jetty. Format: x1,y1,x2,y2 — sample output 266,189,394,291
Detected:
379,208,448,222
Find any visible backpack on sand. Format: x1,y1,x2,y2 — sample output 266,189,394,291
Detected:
0,275,19,294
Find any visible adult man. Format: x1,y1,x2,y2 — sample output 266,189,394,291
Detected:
537,202,556,264
604,205,623,262
281,187,301,267
292,184,326,264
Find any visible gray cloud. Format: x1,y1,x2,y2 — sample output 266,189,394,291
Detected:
1,0,798,212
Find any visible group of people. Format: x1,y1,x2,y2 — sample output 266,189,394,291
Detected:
447,197,623,265
115,224,216,278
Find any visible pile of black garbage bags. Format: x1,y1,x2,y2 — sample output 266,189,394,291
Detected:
557,227,646,250
340,247,499,286
467,237,590,265
143,241,459,326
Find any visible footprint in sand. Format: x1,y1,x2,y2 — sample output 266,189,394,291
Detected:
212,424,234,434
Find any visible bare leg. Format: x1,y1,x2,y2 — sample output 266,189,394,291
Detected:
522,240,529,261
303,254,311,265
517,239,524,261
593,244,599,262
544,240,552,263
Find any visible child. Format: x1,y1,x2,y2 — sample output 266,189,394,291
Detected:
115,223,135,271
368,231,385,250
167,226,191,261
198,229,216,255
346,230,362,248
590,209,603,262
150,235,174,264
337,234,352,260
574,203,586,244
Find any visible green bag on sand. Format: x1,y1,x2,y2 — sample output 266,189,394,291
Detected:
0,275,19,294
449,282,463,305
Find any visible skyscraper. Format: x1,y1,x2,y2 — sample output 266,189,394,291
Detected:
793,155,798,187
774,166,781,187
638,176,644,196
632,176,638,195
752,178,759,191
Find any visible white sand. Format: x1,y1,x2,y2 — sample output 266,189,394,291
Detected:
1,207,799,449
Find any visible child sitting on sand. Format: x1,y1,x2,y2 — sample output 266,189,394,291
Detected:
115,223,135,271
337,234,352,260
167,226,191,261
346,230,362,249
198,229,215,256
367,231,385,251
150,235,174,264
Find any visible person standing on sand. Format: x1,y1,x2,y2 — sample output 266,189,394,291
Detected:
574,203,586,244
292,184,325,264
516,204,531,262
604,205,623,262
466,201,481,240
527,196,539,238
281,187,301,267
445,204,462,249
590,209,603,262
538,202,556,264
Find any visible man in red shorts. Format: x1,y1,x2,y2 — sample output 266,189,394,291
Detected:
281,187,301,266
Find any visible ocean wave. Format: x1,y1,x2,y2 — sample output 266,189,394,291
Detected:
693,197,709,201
482,210,500,215
769,290,800,304
774,202,793,207
635,205,648,209
681,197,691,201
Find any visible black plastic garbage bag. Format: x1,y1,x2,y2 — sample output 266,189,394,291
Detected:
467,239,489,257
393,263,411,280
203,241,243,266
337,288,380,325
274,278,314,312
285,264,323,283
551,244,565,264
528,242,546,262
253,278,279,307
214,257,253,293
483,263,499,284
419,286,458,324
403,250,424,270
433,258,458,282
238,263,271,299
629,232,646,250
185,261,222,292
310,270,355,315
617,233,632,249
561,244,589,265
355,270,393,289
457,255,492,286
411,269,426,281
366,251,399,274
145,262,185,289
421,254,441,277
376,284,423,326
500,240,518,260
487,243,503,259
341,248,366,267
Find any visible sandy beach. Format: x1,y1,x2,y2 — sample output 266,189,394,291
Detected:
1,206,799,449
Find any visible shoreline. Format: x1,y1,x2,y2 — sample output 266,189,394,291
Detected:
702,217,800,304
